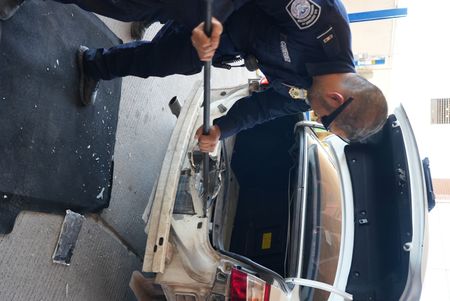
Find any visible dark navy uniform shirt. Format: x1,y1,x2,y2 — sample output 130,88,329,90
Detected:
212,0,356,138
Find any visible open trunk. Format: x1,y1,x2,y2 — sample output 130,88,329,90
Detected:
217,114,300,276
212,105,429,301
142,83,429,301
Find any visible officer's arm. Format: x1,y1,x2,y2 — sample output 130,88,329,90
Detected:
214,87,310,139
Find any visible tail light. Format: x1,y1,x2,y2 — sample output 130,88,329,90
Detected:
230,268,271,301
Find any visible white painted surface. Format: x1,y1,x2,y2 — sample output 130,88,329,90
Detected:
388,2,450,300
392,0,450,179
421,203,450,301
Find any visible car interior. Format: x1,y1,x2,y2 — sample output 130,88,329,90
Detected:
227,114,299,277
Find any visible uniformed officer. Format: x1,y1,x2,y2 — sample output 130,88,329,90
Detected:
1,0,387,148
194,0,388,149
76,0,387,147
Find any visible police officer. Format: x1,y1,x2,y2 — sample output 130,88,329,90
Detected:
1,0,387,147
77,0,387,147
195,0,389,150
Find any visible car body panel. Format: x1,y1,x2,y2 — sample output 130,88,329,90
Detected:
394,105,429,301
324,135,355,301
143,83,251,274
293,123,355,301
143,82,204,273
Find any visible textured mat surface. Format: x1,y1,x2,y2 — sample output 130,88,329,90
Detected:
0,0,122,233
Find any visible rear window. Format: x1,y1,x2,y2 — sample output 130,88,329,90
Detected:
301,136,343,301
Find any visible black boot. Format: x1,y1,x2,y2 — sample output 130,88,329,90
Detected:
77,46,100,106
130,21,152,40
0,0,24,20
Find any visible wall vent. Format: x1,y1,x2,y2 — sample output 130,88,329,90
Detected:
431,98,450,124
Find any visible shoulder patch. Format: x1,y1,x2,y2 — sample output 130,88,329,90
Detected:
286,0,321,30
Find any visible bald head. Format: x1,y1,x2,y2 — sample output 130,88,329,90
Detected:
309,73,388,142
334,74,388,141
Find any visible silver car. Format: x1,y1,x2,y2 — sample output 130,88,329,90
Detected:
136,82,433,301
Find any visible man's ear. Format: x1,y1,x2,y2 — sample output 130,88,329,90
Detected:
324,92,345,107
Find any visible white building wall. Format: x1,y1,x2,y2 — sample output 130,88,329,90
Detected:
391,0,450,179
343,0,449,179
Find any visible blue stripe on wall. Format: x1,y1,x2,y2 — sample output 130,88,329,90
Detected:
349,8,408,23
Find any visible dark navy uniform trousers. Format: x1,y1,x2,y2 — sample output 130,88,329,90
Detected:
60,0,244,80
83,21,238,80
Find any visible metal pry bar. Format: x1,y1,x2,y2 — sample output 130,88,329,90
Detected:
202,0,213,214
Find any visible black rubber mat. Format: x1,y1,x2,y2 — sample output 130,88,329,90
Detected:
0,0,122,233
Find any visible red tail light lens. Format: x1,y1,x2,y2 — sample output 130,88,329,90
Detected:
231,268,247,301
264,284,271,301
230,268,271,301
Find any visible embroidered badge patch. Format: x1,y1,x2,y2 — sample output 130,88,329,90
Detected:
286,0,321,30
